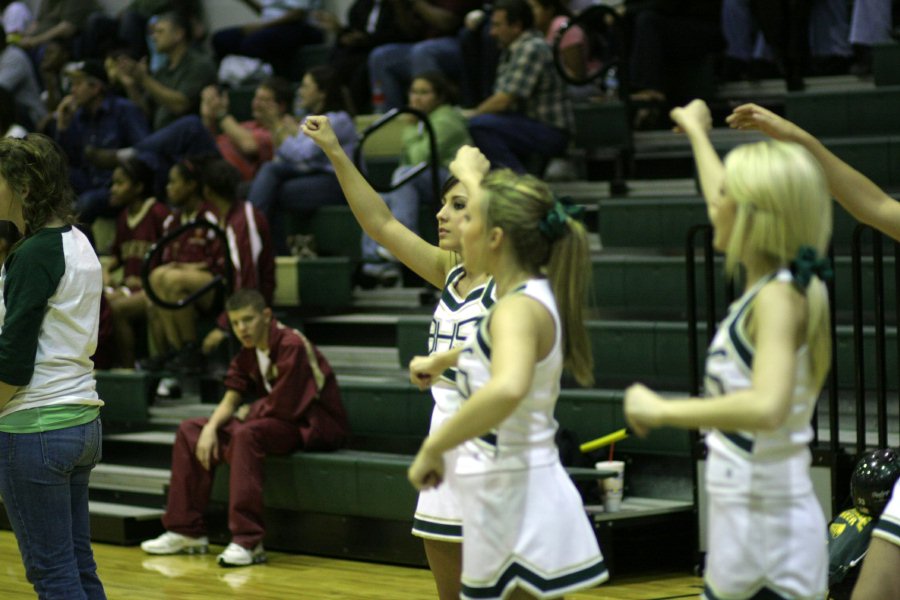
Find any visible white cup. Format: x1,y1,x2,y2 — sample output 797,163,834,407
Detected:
595,460,625,512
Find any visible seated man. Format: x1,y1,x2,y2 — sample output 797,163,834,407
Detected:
141,289,349,567
116,10,216,130
119,77,296,185
466,0,572,173
52,59,149,224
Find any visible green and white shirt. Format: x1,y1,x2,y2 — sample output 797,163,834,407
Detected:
0,225,103,432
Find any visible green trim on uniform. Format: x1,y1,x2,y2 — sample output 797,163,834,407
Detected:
873,517,900,546
0,227,68,386
728,303,755,373
0,405,101,433
462,558,608,599
411,517,463,541
441,266,494,311
475,325,492,361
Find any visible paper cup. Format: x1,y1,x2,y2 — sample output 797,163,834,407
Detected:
595,460,625,512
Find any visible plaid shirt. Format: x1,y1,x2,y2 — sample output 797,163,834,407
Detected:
494,30,572,132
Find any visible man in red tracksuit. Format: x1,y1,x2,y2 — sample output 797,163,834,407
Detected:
140,289,349,567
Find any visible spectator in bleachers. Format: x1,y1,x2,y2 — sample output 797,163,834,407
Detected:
142,158,222,373
103,157,170,369
849,0,896,75
466,0,571,173
360,72,471,286
115,10,216,130
367,0,481,111
211,0,324,77
117,77,295,186
528,0,588,80
247,65,357,255
625,0,723,127
1,1,32,42
51,59,150,225
35,38,70,119
83,0,204,60
459,6,500,108
195,159,276,359
140,288,348,568
15,0,97,60
0,24,45,129
316,0,416,114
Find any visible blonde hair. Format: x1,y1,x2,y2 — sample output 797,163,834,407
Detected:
723,140,832,388
481,170,594,386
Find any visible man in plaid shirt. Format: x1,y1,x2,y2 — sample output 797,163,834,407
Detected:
466,0,572,173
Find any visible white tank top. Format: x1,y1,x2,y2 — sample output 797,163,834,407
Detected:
455,278,563,475
703,269,820,496
429,264,496,413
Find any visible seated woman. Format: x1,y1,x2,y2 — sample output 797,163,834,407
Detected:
247,65,357,254
361,72,471,286
103,157,170,369
143,158,222,374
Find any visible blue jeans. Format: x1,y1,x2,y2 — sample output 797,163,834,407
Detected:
361,165,447,262
0,418,105,600
367,37,464,109
247,161,344,254
133,114,221,197
468,113,569,173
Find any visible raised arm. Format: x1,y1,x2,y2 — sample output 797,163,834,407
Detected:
302,115,450,287
669,100,724,222
728,103,900,241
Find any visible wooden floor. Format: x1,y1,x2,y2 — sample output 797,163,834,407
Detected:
0,531,703,599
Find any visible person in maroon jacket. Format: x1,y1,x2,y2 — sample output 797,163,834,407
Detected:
140,288,349,567
197,159,276,357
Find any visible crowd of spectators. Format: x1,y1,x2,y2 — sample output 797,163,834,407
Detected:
0,0,894,372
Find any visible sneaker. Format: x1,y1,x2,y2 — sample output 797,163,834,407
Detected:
141,531,208,555
155,377,182,400
217,542,267,567
360,262,401,288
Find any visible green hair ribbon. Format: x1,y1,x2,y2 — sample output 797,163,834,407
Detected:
790,245,833,291
538,196,584,241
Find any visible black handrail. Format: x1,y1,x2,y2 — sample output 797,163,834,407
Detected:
849,223,898,452
353,107,441,204
685,224,716,396
553,4,624,87
141,219,234,310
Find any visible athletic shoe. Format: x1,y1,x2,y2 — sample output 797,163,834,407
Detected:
217,542,267,567
140,531,209,555
359,262,401,288
155,377,182,400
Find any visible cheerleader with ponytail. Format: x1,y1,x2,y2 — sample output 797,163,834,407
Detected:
408,146,607,599
625,100,833,600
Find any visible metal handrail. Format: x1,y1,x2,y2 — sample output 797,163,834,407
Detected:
353,107,441,203
141,218,234,310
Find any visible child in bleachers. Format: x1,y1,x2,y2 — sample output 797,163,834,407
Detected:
195,158,276,357
142,158,221,375
103,157,170,368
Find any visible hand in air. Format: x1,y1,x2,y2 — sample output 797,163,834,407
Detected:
450,145,490,182
670,99,712,135
301,115,340,150
726,103,802,142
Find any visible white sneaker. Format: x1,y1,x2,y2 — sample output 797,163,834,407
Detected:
217,542,267,567
141,531,209,555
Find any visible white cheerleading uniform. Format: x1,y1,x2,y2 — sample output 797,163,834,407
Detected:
453,278,607,600
702,270,827,600
412,264,496,541
872,479,900,548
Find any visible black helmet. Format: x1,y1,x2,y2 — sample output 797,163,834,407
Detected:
851,448,900,517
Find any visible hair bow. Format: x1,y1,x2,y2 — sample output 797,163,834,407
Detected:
538,196,584,241
790,245,833,290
